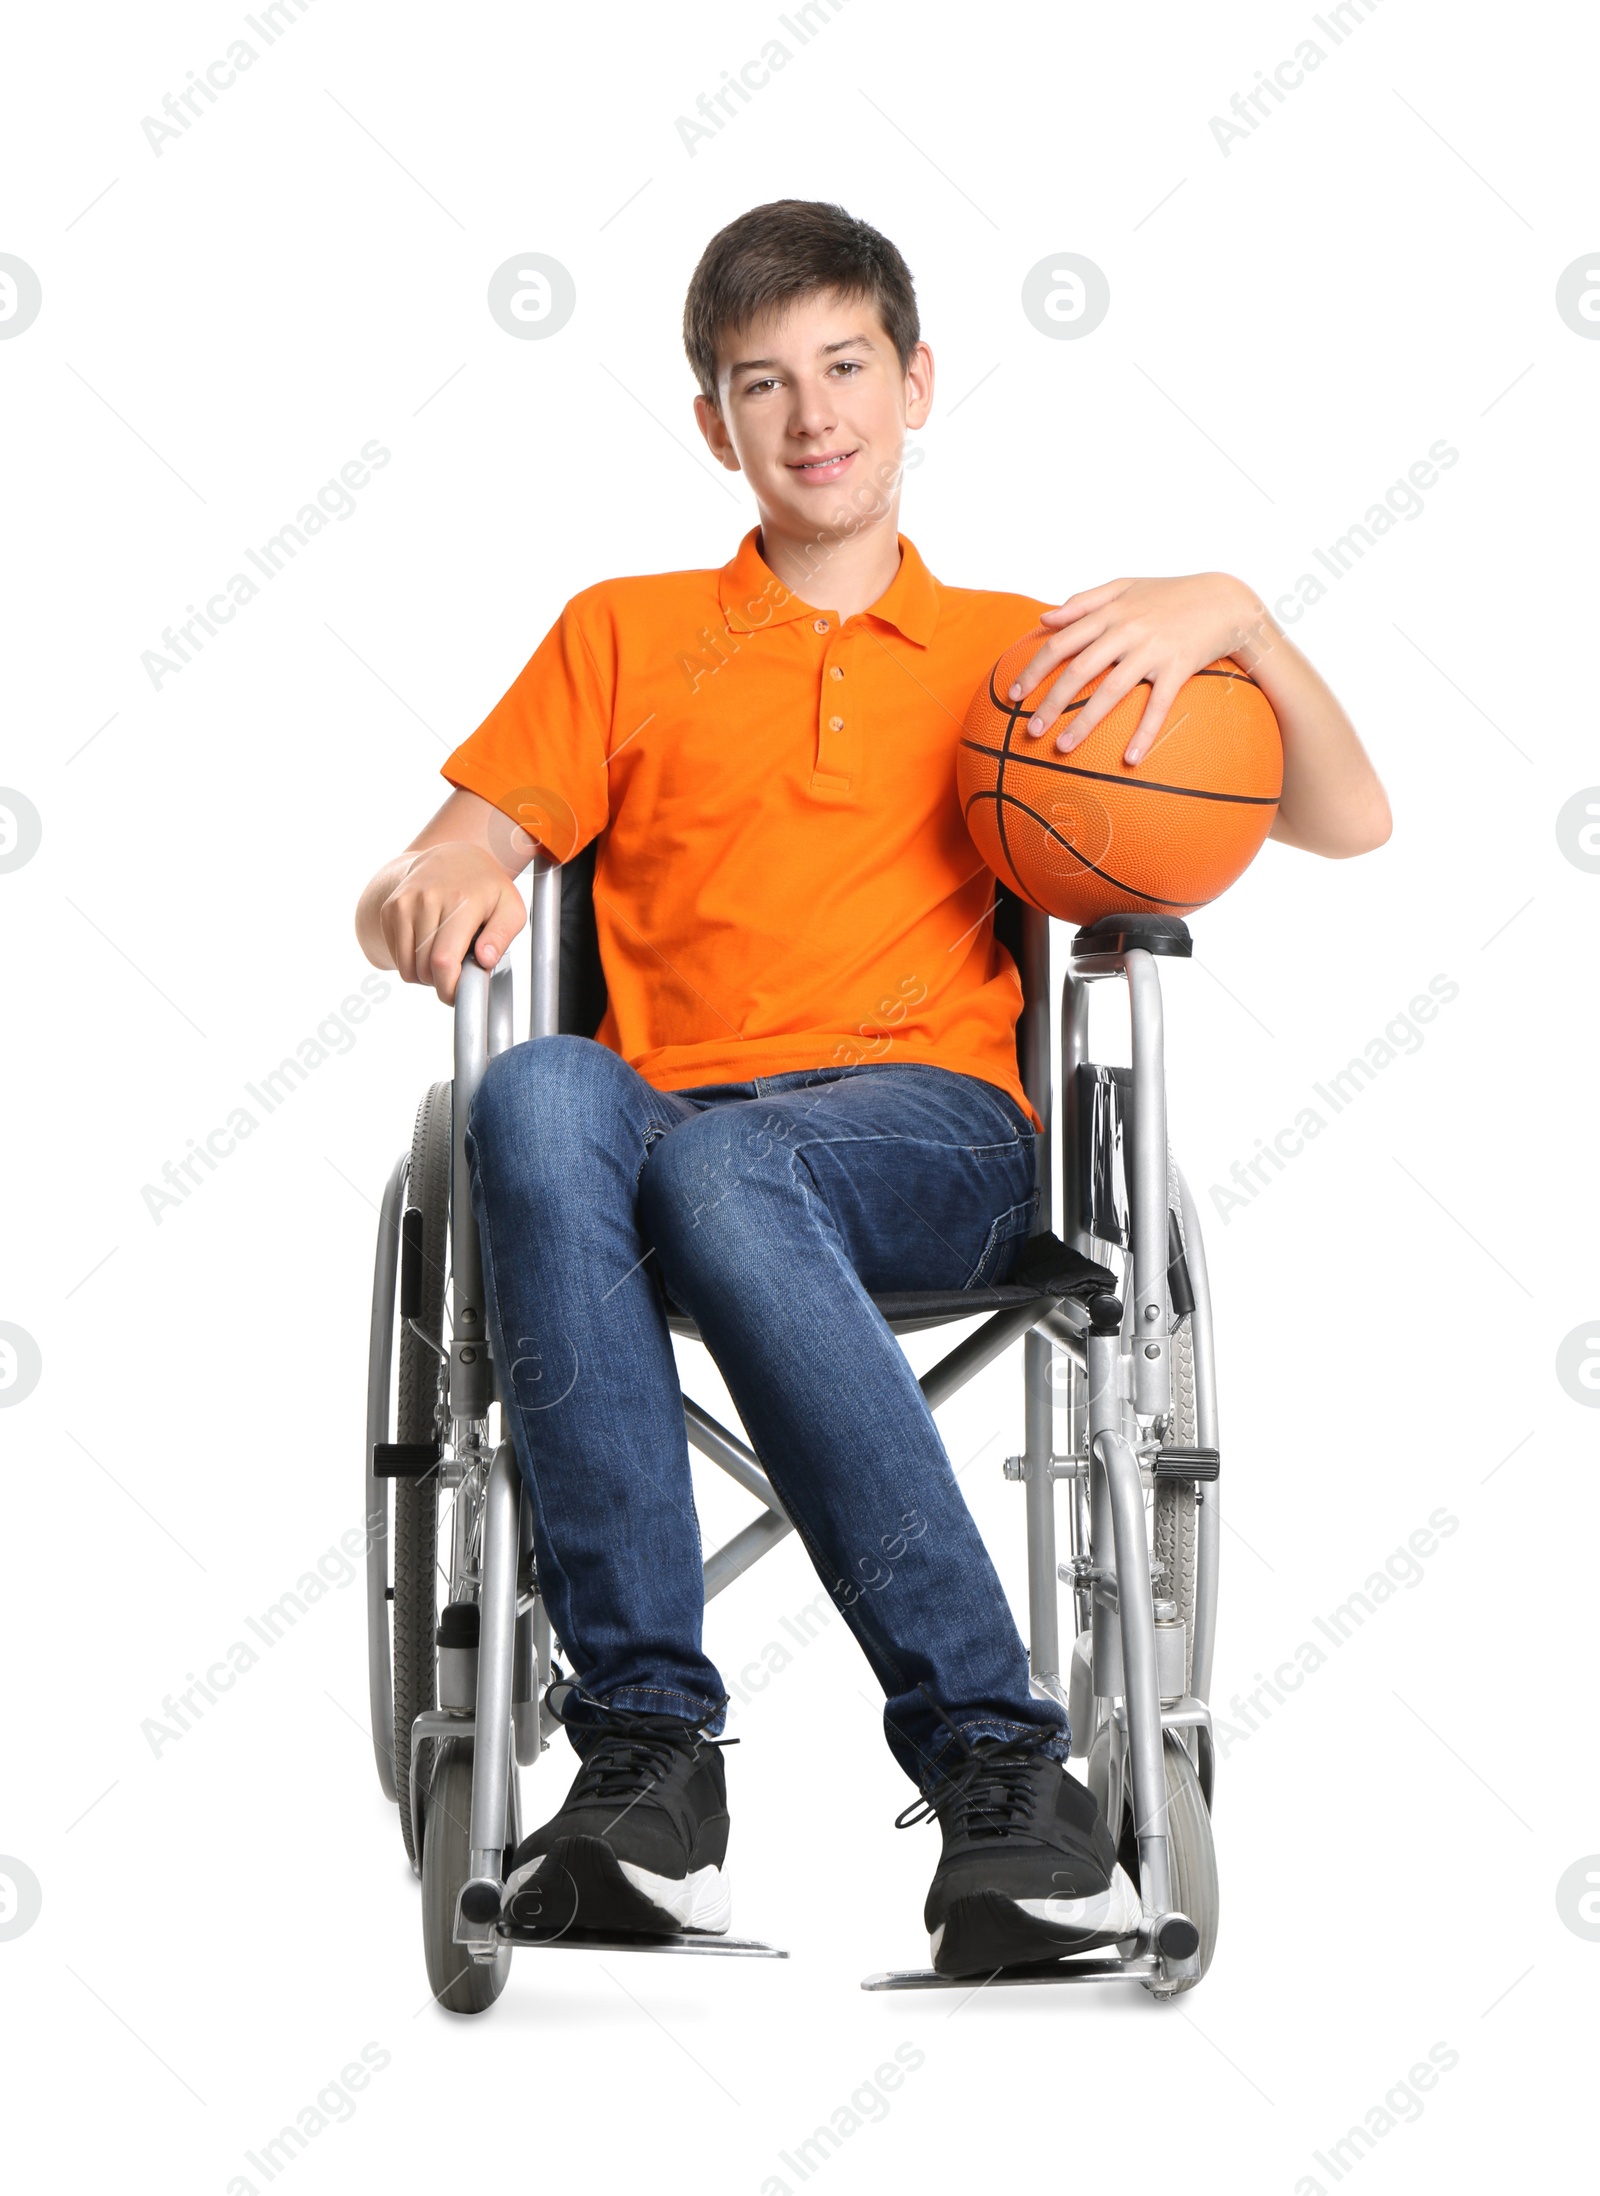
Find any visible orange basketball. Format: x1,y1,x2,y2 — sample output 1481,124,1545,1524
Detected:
958,628,1283,924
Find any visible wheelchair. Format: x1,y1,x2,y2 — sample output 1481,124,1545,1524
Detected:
364,844,1223,2011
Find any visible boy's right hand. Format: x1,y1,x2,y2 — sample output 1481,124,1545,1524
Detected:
378,841,528,1005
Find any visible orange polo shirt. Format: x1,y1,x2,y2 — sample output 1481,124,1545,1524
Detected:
440,527,1049,1131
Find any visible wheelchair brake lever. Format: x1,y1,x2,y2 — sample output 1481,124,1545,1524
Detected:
407,1316,449,1362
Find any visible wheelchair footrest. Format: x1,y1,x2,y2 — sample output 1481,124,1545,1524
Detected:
1153,1446,1220,1482
862,1951,1159,1991
497,1923,787,1959
372,1441,442,1479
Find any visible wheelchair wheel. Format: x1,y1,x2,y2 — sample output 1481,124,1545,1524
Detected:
1087,1722,1218,1992
421,1737,515,2015
393,1080,452,1867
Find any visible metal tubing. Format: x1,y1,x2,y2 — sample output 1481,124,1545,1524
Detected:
1022,1327,1061,1698
684,1400,789,1520
1086,1329,1122,1700
488,960,514,1059
921,1299,1051,1410
1039,1306,1088,1370
1092,1419,1174,1923
1124,952,1171,1421
364,1148,408,1800
450,962,494,1417
468,1441,521,1877
528,853,561,1040
703,1508,792,1602
1015,905,1064,1696
1175,1163,1221,1705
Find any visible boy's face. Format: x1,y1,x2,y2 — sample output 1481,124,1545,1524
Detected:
694,288,932,542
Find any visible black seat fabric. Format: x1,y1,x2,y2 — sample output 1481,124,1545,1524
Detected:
993,880,1029,1090
660,1232,1115,1340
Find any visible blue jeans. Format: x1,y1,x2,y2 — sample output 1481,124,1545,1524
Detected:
464,1036,1069,1791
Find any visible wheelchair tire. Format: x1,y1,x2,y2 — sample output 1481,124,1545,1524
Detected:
1087,1723,1218,1992
393,1079,452,1868
421,1737,514,2015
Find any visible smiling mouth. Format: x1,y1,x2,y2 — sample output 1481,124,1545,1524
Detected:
788,449,857,472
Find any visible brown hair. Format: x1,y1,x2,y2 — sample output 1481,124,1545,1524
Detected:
682,199,920,406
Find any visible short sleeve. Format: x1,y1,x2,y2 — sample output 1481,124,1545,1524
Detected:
440,594,612,864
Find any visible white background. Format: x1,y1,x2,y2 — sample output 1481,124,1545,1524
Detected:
2,1,1594,2189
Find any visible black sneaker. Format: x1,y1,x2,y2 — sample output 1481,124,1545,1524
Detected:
500,1706,733,1939
901,1733,1141,1976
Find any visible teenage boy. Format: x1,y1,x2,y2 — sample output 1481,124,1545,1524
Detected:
355,199,1389,1977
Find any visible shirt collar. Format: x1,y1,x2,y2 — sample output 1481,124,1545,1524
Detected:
717,526,941,648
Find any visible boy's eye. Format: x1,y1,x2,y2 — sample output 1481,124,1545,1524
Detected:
742,360,864,393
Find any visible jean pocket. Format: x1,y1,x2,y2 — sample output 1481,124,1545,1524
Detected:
962,1076,1036,1151
964,1190,1040,1289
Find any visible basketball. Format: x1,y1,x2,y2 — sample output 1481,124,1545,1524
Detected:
958,628,1283,925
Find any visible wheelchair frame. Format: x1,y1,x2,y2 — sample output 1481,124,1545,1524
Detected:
365,852,1222,2002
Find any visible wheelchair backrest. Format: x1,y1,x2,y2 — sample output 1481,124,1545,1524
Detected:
556,839,609,1040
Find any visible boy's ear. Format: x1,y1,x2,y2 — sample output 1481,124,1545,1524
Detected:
694,391,741,471
903,339,934,430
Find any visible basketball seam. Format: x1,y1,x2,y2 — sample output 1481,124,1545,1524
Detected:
991,673,1024,904
962,786,1198,913
958,736,1281,808
972,652,1276,915
982,659,1261,725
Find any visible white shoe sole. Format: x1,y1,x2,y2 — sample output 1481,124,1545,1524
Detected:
1013,1861,1143,1937
619,1859,731,1934
501,1844,731,1936
929,1862,1143,1963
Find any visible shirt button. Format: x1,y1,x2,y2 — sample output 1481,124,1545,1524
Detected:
828,715,845,731
829,665,844,681
813,618,829,634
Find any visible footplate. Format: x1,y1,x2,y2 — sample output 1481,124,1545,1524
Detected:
497,1923,787,1959
862,1949,1158,1991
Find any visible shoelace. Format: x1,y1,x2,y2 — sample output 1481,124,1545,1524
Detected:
894,1684,1050,1839
552,1692,736,1813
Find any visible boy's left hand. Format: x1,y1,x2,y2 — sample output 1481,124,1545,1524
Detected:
1010,572,1267,764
